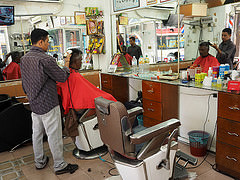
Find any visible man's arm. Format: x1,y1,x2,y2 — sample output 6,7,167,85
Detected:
42,57,70,83
211,44,222,55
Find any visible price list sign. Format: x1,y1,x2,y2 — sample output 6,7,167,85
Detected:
114,0,140,12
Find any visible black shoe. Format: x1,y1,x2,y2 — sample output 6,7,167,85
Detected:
36,156,49,170
55,164,79,175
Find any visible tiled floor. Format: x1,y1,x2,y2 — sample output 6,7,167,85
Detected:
0,138,234,180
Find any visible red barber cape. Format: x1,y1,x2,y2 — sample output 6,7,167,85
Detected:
2,62,21,80
57,69,117,114
193,54,220,73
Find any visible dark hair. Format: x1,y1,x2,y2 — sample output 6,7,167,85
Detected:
31,28,49,45
222,28,232,35
11,51,21,62
129,36,135,41
53,54,58,58
199,42,209,49
69,48,83,68
174,52,178,58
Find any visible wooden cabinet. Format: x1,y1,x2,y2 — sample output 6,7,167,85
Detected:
142,80,178,127
216,92,240,179
101,74,129,104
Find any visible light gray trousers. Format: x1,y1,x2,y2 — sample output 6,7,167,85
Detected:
31,105,68,171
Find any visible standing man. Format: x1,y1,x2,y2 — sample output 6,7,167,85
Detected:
20,28,78,175
127,36,142,65
211,28,236,69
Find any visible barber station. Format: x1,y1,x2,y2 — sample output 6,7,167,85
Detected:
0,0,240,179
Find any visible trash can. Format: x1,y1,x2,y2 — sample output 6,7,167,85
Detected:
0,94,11,112
188,130,210,157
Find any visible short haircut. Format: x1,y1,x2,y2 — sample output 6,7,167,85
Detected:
11,51,21,62
31,28,49,45
174,52,178,57
129,36,135,41
53,54,58,58
69,48,83,68
199,42,209,49
222,28,232,35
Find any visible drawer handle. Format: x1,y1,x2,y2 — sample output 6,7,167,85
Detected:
228,106,240,111
103,81,108,83
147,90,154,93
226,156,237,162
147,108,155,112
227,132,239,137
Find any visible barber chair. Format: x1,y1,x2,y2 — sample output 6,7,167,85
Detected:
95,97,183,180
73,109,108,159
0,102,32,152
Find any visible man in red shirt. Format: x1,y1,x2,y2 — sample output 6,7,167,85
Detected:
2,51,21,80
192,42,220,73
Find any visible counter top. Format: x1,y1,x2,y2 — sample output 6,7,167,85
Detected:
102,72,239,94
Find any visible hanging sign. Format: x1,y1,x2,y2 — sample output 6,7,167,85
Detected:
113,0,140,12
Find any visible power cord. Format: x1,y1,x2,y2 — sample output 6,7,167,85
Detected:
187,93,216,169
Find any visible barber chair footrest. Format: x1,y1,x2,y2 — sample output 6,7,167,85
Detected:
173,163,188,179
73,145,108,160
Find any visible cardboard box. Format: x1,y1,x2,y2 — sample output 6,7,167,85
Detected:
205,0,225,8
180,3,208,17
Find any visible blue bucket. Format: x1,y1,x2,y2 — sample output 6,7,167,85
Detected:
137,115,143,126
188,130,210,157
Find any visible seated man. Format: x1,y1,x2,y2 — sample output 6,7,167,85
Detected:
2,51,21,80
57,49,116,137
191,42,220,73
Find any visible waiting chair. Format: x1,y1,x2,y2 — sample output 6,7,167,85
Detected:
95,97,181,180
0,102,32,152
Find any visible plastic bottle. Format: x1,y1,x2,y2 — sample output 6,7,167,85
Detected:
208,67,213,77
212,78,217,87
132,56,137,73
217,77,222,88
222,76,228,89
132,56,137,66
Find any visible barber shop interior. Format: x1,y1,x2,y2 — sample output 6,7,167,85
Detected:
0,0,240,179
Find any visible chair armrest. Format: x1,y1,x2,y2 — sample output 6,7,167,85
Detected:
130,119,180,144
127,107,143,118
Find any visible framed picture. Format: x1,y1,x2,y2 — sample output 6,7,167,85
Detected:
74,11,86,25
87,20,97,35
97,21,104,34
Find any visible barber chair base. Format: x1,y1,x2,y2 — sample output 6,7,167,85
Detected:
73,145,108,160
114,149,176,180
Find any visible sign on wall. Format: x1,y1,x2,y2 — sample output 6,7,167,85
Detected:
113,0,140,12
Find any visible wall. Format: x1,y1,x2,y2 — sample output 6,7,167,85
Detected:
0,0,112,72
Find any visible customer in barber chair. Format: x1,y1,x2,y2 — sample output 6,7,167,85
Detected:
191,42,220,73
2,51,22,80
57,48,116,141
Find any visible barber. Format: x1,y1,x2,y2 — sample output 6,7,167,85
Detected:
211,28,236,69
20,28,78,175
127,36,142,65
0,53,10,81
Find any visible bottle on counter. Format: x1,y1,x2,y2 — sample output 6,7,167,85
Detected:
222,76,228,89
212,78,217,87
132,56,138,73
208,67,213,77
217,76,222,88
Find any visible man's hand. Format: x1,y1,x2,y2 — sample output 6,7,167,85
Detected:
210,43,218,50
64,52,71,68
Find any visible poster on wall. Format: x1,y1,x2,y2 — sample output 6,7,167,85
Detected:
74,12,86,25
113,0,140,12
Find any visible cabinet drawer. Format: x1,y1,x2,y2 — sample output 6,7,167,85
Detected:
218,92,240,122
217,118,240,148
143,99,162,120
142,80,161,101
101,74,112,90
216,141,240,178
102,88,113,95
143,116,162,127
